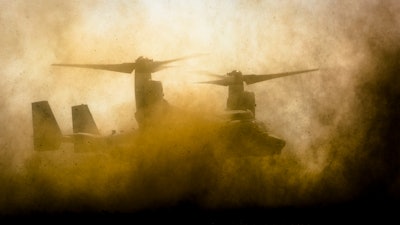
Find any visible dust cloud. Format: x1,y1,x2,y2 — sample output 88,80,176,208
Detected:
0,0,399,214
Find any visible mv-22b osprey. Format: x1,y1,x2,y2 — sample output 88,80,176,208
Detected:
194,68,319,156
32,55,199,152
197,69,319,117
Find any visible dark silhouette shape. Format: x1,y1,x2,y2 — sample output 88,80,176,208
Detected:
197,69,318,116
193,68,319,155
72,104,100,135
53,54,204,127
32,101,63,151
31,55,204,151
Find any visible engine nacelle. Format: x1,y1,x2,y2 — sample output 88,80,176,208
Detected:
227,91,256,116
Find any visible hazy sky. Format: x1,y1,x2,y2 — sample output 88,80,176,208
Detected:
0,0,398,211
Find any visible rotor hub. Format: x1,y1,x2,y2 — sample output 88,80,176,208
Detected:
135,56,154,72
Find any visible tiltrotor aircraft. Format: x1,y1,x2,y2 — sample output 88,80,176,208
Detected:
197,69,318,117
32,55,201,152
195,69,319,155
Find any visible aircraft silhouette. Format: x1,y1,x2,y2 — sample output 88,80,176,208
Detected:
197,69,319,117
53,54,205,127
33,55,203,152
192,68,319,156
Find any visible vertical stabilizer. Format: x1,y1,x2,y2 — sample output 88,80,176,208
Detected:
72,104,101,152
31,101,62,151
72,104,100,135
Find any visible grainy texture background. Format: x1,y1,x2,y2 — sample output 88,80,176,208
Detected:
0,0,398,222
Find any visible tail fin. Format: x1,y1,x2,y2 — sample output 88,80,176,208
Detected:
72,104,100,152
72,104,100,135
31,101,62,151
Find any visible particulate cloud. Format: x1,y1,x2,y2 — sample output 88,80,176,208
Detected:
0,0,398,213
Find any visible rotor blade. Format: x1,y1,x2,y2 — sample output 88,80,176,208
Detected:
192,70,226,79
152,53,207,71
243,68,319,85
196,79,231,86
151,65,176,73
52,63,136,74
